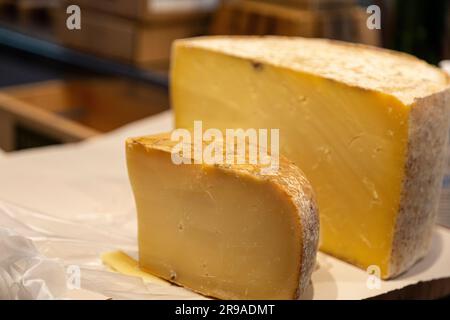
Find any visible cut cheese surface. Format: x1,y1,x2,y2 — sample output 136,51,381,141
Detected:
172,36,450,278
126,133,319,299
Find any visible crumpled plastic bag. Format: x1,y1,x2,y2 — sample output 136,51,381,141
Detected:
0,227,67,300
0,199,202,300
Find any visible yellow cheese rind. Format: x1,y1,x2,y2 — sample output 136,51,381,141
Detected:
126,133,319,299
171,36,450,278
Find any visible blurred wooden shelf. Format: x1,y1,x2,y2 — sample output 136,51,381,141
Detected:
211,0,381,46
0,78,169,151
0,0,58,29
0,26,169,86
71,0,217,22
242,0,357,10
53,8,208,65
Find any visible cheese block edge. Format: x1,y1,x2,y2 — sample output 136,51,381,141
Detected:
390,90,450,277
171,36,450,278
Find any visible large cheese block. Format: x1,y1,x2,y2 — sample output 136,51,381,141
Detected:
172,36,450,278
126,133,319,299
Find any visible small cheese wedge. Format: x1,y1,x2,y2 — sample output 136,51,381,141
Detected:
126,133,319,300
101,251,169,285
172,36,450,278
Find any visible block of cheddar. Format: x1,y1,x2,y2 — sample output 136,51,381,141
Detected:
172,36,450,278
126,133,319,299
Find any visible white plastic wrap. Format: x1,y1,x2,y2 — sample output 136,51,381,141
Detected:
0,227,67,300
0,199,204,300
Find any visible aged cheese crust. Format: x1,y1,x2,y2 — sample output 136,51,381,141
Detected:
126,134,319,299
389,90,450,278
273,158,319,297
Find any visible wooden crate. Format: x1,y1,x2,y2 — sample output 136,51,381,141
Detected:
0,0,59,29
70,0,218,23
0,78,169,151
54,8,209,65
318,6,381,46
211,0,319,37
211,0,380,46
242,0,357,10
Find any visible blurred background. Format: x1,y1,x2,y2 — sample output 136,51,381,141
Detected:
0,0,448,152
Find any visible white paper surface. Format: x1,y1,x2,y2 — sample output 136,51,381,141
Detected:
0,110,449,300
